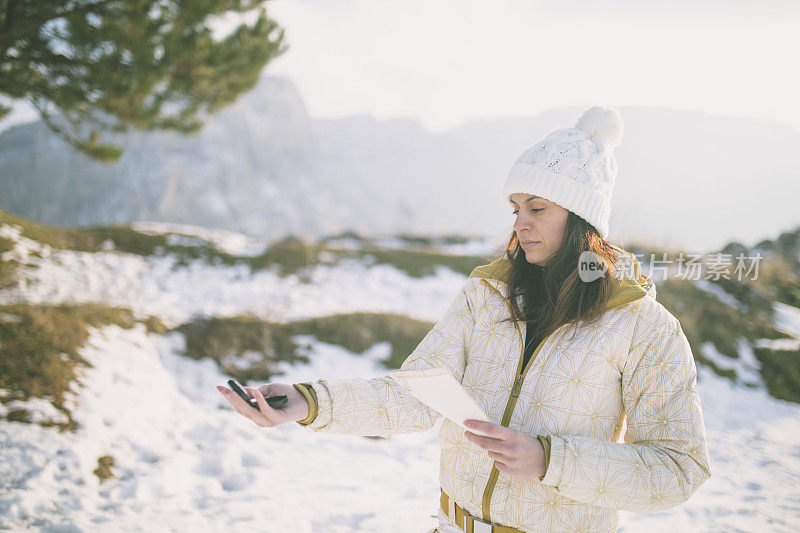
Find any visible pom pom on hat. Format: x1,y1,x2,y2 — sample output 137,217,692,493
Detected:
575,105,623,148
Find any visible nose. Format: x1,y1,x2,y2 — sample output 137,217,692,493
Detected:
513,213,532,233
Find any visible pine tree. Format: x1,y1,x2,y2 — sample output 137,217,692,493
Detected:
0,0,288,162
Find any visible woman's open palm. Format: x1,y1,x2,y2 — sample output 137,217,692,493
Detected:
216,382,309,428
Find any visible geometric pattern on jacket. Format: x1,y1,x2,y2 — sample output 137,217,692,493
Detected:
302,249,712,532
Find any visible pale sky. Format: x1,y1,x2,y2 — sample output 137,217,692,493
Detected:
2,0,799,135
258,0,800,134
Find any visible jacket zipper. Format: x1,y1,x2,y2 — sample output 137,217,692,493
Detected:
477,279,641,523
479,280,553,522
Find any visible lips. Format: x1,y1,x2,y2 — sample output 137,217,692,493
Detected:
522,241,540,246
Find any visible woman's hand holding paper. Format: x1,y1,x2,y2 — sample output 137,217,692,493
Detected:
463,419,546,479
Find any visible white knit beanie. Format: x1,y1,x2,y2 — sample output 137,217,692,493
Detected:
502,105,624,240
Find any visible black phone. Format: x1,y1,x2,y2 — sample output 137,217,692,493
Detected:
227,379,288,410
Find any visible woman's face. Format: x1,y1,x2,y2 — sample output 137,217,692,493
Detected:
509,193,569,267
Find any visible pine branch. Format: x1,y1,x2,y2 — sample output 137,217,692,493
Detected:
1,0,121,48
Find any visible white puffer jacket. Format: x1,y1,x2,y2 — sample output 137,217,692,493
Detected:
299,251,711,532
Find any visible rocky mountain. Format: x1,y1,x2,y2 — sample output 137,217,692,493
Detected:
0,77,386,242
1,76,799,252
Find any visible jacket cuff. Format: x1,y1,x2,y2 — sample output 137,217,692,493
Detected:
540,434,565,488
298,380,334,430
293,383,318,425
536,435,551,481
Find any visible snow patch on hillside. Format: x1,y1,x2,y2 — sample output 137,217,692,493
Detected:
0,229,467,328
130,221,270,257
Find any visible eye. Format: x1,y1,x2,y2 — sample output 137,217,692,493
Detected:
511,208,544,215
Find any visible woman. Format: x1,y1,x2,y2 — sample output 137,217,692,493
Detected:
217,106,712,533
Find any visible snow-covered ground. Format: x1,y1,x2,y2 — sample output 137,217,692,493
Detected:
2,322,799,532
0,325,444,532
1,222,799,532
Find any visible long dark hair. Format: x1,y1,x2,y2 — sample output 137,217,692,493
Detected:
501,212,627,342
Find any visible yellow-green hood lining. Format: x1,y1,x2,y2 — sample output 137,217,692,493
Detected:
468,250,654,311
